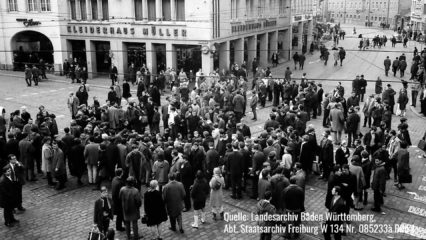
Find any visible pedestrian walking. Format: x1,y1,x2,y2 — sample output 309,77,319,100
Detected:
250,90,258,120
111,168,125,232
371,158,386,214
0,166,20,227
110,63,118,85
209,167,225,220
299,53,306,70
384,56,391,76
24,65,32,87
292,52,299,70
190,170,210,229
31,65,40,86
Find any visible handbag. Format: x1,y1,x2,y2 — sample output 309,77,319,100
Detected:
418,139,426,151
399,173,412,184
312,161,320,175
88,226,104,240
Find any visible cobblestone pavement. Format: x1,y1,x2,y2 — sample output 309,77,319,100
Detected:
0,25,426,239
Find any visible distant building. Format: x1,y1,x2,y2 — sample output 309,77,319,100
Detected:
327,0,402,27
291,0,315,54
410,0,424,34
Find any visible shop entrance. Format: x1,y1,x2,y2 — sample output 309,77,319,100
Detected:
176,45,201,73
68,40,87,67
93,41,111,75
154,44,166,73
11,30,54,71
126,43,146,70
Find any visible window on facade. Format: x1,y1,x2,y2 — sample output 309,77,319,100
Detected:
102,0,109,20
70,0,77,19
28,0,37,11
162,0,171,21
279,0,285,14
135,0,143,20
176,0,185,21
424,4,426,14
41,0,51,11
9,0,18,11
80,0,87,20
147,0,156,21
91,0,98,20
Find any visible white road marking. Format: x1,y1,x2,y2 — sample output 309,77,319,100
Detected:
49,90,57,92
30,93,39,95
5,97,13,100
56,115,65,118
309,59,321,64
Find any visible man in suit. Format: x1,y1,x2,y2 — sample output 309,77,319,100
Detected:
363,94,376,127
382,84,396,114
163,173,186,233
94,185,113,236
329,103,345,145
371,158,386,213
120,176,142,239
205,142,219,180
8,154,25,211
0,166,20,227
384,56,391,76
110,63,118,85
317,84,324,116
281,177,305,239
67,92,80,119
319,130,334,180
363,127,380,155
250,144,266,199
226,142,244,199
250,90,258,120
323,186,346,240
299,135,316,176
161,99,170,130
111,168,125,231
84,137,100,184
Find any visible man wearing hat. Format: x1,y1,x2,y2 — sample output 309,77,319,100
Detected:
0,165,20,227
346,107,360,147
352,75,360,98
384,56,391,76
382,84,396,114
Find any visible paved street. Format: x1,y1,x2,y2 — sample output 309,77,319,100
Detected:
0,24,426,239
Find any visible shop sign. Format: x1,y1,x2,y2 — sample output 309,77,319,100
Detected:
66,25,187,38
231,19,277,34
16,18,41,27
292,14,313,23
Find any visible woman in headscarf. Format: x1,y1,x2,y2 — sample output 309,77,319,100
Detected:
209,167,225,221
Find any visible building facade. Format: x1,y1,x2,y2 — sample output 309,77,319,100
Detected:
1,0,293,77
327,0,400,26
291,0,314,53
0,0,67,71
410,0,425,33
62,0,293,78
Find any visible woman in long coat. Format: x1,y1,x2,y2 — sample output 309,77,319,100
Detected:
144,180,168,240
41,136,54,185
397,88,409,116
190,171,210,229
209,167,225,220
122,79,132,101
67,138,85,185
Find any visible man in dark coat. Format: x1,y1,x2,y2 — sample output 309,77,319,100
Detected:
323,186,346,240
119,176,142,239
371,158,386,213
358,75,367,102
382,84,396,113
226,142,244,199
94,186,113,236
179,156,193,212
163,173,186,233
111,168,125,231
250,144,266,199
299,135,316,175
110,63,118,85
205,142,220,180
384,56,391,76
281,177,305,239
346,107,360,147
339,164,356,213
319,130,334,180
0,166,19,227
68,138,85,185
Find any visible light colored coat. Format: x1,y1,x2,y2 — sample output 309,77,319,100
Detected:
67,96,79,117
41,144,53,173
329,108,345,132
209,175,225,208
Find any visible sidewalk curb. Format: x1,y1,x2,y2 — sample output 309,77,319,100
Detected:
410,105,426,120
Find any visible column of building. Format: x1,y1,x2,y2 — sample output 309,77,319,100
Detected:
247,35,257,72
297,22,303,52
219,41,230,71
307,20,313,53
259,33,268,67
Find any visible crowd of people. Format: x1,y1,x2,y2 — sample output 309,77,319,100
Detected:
1,35,426,240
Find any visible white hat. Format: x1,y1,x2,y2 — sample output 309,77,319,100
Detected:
20,106,27,110
101,133,109,140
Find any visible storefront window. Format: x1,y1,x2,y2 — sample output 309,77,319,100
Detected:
126,44,146,70
176,45,201,74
